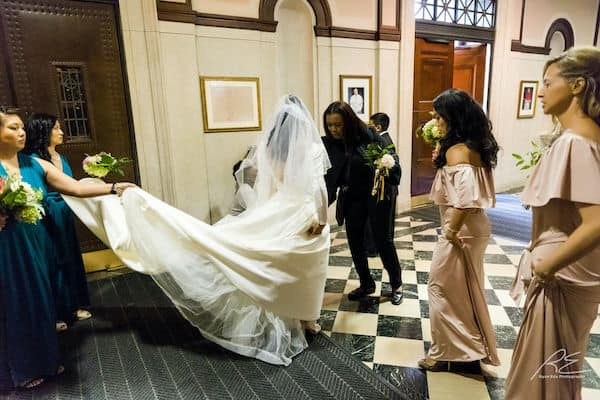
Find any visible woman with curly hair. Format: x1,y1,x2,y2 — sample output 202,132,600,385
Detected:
419,88,500,371
23,113,91,330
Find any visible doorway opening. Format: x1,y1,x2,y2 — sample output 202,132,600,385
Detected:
410,38,492,200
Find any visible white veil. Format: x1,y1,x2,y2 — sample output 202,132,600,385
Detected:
248,95,331,210
61,94,332,366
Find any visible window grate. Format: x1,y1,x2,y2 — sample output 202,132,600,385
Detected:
414,0,496,29
55,66,90,139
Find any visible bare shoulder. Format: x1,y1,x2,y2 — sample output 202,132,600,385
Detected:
445,143,470,165
32,157,51,170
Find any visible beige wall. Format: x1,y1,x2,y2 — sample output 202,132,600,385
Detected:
191,0,259,18
490,0,598,192
521,0,599,45
120,0,600,222
329,0,378,30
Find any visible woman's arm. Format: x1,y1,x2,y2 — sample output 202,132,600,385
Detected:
443,144,478,246
37,158,134,197
534,203,600,280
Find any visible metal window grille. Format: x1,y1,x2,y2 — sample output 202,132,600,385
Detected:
414,0,496,28
55,66,90,139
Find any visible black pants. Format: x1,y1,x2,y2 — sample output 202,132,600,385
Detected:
345,196,402,289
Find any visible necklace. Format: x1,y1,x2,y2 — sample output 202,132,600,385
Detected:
0,159,20,177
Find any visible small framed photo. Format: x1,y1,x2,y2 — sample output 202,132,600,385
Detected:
339,75,372,121
517,80,538,119
200,76,262,132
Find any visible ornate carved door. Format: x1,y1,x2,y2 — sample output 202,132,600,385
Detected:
0,0,137,251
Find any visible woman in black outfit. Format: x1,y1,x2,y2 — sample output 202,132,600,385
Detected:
322,102,403,305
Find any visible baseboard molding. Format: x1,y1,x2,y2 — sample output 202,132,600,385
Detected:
82,249,125,273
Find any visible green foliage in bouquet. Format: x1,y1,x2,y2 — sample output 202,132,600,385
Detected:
0,173,45,224
363,143,396,168
416,116,443,145
83,152,132,178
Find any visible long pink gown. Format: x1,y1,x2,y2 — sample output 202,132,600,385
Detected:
427,164,500,365
506,131,600,399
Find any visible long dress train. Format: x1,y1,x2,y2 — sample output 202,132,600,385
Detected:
63,144,330,366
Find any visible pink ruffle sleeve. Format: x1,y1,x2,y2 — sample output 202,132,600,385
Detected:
429,164,495,209
521,131,600,207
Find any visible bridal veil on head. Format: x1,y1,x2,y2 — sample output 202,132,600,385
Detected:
63,94,331,366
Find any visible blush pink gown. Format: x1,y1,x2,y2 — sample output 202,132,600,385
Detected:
427,164,500,366
506,131,600,400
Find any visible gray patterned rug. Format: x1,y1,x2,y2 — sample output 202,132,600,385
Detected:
1,273,408,400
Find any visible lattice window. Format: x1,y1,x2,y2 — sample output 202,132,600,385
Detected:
414,0,496,28
55,65,90,139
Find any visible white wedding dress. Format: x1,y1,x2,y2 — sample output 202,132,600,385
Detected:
64,96,331,366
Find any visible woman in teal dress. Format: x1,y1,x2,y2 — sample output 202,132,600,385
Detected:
0,110,134,391
24,113,91,328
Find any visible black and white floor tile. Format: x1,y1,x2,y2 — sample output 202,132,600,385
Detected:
321,213,600,400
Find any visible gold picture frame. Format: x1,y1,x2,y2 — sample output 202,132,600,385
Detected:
199,76,262,132
339,75,373,121
517,80,538,119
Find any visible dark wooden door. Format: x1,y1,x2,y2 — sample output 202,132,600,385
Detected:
411,38,454,196
0,0,137,252
453,44,487,105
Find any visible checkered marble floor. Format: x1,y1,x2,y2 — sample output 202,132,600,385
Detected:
320,213,600,400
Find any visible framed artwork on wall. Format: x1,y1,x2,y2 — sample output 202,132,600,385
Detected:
200,76,262,132
339,75,373,121
517,80,538,119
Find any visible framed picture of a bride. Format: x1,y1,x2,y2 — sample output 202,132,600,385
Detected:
339,75,372,121
200,76,262,132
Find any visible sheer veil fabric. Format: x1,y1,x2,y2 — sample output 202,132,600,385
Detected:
63,95,332,366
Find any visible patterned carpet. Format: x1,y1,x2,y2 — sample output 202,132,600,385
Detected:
1,273,407,400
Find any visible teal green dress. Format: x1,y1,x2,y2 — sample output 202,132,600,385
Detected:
43,154,90,322
0,153,60,391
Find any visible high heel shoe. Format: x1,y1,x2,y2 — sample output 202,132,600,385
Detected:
418,358,450,372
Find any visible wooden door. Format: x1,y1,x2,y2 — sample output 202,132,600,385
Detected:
411,38,454,196
453,44,487,105
0,0,137,252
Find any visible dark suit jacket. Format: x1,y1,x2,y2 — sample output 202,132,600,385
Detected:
378,131,401,199
322,126,379,206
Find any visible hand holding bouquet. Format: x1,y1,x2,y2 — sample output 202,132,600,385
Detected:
416,113,443,145
363,143,397,201
0,173,45,226
83,152,131,178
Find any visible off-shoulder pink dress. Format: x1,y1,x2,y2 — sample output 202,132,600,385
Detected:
427,164,500,365
506,131,600,399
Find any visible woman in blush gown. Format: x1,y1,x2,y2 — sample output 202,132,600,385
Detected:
419,89,500,371
506,47,600,400
63,95,332,366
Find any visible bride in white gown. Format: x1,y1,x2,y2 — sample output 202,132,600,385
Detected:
64,95,331,366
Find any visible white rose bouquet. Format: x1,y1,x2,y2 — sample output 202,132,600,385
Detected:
82,152,131,178
0,173,45,224
363,143,397,201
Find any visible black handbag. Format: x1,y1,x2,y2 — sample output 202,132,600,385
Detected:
335,155,352,226
335,185,349,226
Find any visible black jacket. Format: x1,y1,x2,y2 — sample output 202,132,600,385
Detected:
322,126,399,205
